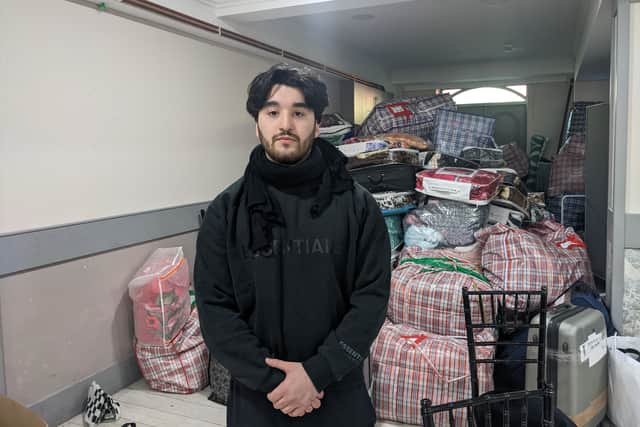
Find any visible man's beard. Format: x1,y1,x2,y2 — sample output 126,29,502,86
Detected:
258,129,314,165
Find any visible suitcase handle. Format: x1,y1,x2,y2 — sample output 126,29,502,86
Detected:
425,184,462,195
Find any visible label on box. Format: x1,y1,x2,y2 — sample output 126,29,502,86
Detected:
579,331,607,367
421,177,472,201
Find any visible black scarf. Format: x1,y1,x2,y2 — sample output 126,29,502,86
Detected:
243,138,353,252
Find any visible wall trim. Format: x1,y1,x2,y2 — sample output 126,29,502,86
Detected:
28,355,141,426
0,301,6,395
626,214,640,248
0,202,209,278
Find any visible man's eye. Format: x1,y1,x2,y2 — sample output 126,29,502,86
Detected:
294,111,305,118
267,111,278,117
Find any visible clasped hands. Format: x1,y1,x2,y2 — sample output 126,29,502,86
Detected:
265,358,325,417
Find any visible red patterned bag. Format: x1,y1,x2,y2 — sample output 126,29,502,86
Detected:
476,221,593,309
135,307,209,394
547,134,585,197
501,142,529,177
389,257,494,337
371,320,494,426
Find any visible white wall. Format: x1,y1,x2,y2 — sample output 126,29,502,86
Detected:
526,81,571,157
135,0,392,89
0,0,344,234
627,2,640,214
574,79,609,102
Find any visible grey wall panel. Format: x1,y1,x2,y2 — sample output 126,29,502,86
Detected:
626,214,640,248
28,355,140,426
0,202,209,278
0,302,5,395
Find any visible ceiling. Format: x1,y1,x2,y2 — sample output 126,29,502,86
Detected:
236,0,586,67
157,0,612,88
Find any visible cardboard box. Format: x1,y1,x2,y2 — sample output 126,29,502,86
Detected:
0,395,48,427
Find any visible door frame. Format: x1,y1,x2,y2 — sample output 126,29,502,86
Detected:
608,0,631,331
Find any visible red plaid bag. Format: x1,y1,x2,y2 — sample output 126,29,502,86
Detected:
527,219,594,286
371,320,494,426
476,221,593,309
135,307,209,394
389,258,494,337
501,142,529,177
547,134,585,197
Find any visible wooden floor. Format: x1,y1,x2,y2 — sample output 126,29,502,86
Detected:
57,379,412,427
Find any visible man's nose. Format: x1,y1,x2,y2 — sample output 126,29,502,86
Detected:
279,113,293,131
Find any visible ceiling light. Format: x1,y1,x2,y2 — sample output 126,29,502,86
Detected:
352,13,375,21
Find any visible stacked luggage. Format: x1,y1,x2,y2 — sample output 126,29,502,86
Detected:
346,94,608,427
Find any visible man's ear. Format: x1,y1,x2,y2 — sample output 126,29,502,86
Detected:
255,122,260,140
314,122,320,138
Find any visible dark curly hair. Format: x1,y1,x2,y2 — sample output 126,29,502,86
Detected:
246,63,328,122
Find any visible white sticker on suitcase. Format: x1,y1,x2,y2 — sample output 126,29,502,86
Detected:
579,332,607,367
421,178,472,200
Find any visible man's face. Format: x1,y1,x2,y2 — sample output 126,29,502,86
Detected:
256,84,320,165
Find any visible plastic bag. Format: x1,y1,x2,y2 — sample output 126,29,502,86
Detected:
404,200,489,247
128,247,191,345
607,336,640,427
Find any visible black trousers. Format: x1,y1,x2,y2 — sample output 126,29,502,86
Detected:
227,370,376,427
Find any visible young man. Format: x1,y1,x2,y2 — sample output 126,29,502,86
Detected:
194,63,390,427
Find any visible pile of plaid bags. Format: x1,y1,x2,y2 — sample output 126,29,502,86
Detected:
346,94,596,426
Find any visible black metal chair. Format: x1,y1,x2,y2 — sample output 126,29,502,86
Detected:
421,287,557,426
462,287,549,398
421,384,555,427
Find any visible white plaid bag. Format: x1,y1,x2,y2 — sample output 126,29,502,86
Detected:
83,381,120,426
388,257,494,337
432,110,497,157
358,94,456,142
371,320,494,426
135,307,209,394
476,221,593,309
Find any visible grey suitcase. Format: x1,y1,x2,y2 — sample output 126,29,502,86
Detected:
525,304,607,427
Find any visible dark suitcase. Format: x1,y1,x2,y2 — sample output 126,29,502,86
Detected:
349,163,419,193
421,151,480,169
526,305,607,427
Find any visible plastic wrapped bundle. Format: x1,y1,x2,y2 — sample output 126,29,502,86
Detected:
128,247,191,346
388,148,421,165
416,168,502,205
422,151,479,170
376,133,433,151
372,191,416,210
404,200,490,247
461,146,506,168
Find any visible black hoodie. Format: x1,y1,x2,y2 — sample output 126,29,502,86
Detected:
194,174,390,395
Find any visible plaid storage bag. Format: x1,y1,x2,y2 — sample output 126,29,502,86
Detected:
476,221,594,309
432,110,497,157
527,219,594,286
547,134,585,197
388,256,495,337
371,320,494,426
501,142,529,177
135,307,209,394
547,193,586,232
358,94,456,141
